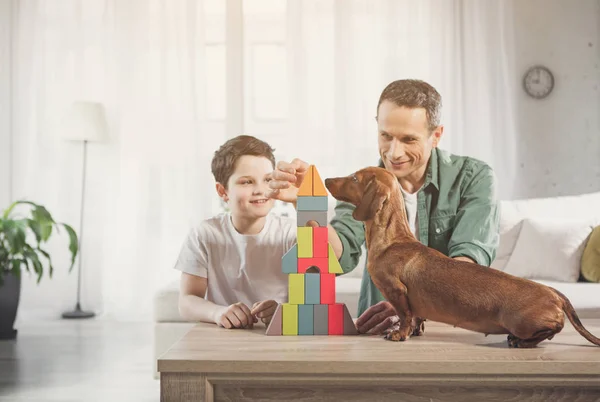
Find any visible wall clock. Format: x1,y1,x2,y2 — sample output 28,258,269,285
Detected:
523,65,554,99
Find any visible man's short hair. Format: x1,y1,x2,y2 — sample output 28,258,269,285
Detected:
377,79,442,131
211,135,276,188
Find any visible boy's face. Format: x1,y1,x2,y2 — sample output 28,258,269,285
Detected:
216,155,275,219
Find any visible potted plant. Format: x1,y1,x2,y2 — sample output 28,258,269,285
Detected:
0,200,78,339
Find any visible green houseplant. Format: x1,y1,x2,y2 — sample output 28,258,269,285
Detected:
0,200,78,339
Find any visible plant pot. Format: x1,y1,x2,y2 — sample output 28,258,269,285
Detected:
0,272,20,340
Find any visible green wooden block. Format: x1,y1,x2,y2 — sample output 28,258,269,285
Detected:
297,196,328,211
298,305,314,335
282,304,298,335
305,273,320,304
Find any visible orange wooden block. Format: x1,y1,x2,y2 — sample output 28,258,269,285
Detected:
298,165,313,196
312,166,328,197
313,226,328,258
320,273,336,304
328,304,344,335
297,257,328,274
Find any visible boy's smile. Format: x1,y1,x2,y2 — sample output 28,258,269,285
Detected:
216,155,275,234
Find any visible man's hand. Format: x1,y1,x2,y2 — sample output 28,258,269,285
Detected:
355,301,399,334
215,302,257,329
266,158,311,205
453,256,475,263
251,300,278,326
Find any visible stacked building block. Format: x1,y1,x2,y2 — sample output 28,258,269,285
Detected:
266,165,358,336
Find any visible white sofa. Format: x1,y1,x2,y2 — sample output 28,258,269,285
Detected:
153,190,600,377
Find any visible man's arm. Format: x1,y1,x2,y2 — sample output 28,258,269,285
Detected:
329,201,366,273
448,164,500,266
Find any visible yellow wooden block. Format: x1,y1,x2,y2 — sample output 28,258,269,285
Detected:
297,227,313,258
328,244,343,274
282,303,298,335
298,165,313,196
289,273,305,304
312,166,328,197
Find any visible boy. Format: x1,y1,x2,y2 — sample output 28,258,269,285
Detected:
174,135,297,329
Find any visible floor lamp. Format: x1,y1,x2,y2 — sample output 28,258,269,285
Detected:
60,101,108,319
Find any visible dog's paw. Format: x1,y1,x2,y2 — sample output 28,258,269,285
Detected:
507,334,520,348
384,329,407,342
411,318,426,337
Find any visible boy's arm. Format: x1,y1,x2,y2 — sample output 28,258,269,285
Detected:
329,200,366,273
178,272,222,324
178,272,255,328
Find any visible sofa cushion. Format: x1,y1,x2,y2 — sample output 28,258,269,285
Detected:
582,225,600,283
154,280,187,323
494,191,600,271
503,218,594,282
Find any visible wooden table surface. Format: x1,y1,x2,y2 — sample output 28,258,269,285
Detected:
159,319,600,401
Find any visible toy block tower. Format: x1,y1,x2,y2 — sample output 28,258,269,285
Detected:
266,165,358,336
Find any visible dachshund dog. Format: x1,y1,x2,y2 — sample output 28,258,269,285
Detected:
325,167,600,347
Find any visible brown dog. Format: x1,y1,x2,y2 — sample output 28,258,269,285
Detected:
325,167,600,347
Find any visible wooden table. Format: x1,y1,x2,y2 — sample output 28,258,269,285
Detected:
158,320,600,401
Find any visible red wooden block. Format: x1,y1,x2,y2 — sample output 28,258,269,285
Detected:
312,226,328,258
297,257,328,274
328,304,344,335
320,273,336,304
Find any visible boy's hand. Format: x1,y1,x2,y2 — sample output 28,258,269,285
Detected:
215,302,258,329
266,158,310,205
251,300,278,326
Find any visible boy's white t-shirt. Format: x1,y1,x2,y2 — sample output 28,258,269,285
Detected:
174,213,297,307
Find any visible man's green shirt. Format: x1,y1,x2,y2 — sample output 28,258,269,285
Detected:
330,148,500,317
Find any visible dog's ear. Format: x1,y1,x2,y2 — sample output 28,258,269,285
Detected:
352,179,387,221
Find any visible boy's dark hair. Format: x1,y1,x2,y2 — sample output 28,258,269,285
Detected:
377,79,442,132
211,135,276,188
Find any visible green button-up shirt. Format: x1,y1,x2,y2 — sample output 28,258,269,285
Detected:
330,148,500,317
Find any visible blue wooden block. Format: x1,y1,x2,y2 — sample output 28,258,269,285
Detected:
305,273,320,304
282,244,298,274
297,196,328,211
298,304,314,335
313,304,328,335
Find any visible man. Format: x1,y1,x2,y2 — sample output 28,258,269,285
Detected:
267,79,500,335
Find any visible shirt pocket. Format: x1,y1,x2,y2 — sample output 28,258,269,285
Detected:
429,214,456,253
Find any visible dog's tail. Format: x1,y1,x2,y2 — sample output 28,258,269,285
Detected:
551,288,600,346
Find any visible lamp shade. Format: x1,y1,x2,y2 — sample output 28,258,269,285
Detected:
60,101,109,142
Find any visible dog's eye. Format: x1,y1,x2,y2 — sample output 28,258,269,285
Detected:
351,175,358,183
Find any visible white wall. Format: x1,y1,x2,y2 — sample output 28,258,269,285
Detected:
513,0,600,199
0,0,12,208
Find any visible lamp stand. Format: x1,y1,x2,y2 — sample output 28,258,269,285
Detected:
62,140,95,319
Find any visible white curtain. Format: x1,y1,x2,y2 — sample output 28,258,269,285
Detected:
10,0,518,321
283,0,519,197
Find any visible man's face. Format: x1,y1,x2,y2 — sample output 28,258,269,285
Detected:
377,101,442,181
